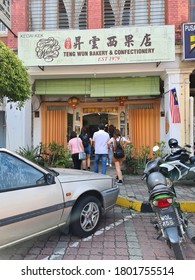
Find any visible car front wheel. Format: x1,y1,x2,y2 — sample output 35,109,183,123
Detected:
70,196,102,238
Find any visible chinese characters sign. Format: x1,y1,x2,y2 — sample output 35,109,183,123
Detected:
183,23,195,60
18,26,175,67
0,0,11,29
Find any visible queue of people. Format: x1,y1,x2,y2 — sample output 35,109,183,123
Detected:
68,123,130,185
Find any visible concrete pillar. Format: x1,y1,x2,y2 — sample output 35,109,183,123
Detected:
161,69,193,147
179,70,191,145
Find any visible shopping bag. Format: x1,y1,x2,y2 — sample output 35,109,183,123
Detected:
79,152,86,160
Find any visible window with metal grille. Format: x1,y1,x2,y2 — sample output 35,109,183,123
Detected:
0,22,7,34
190,0,195,21
104,0,165,28
29,0,87,31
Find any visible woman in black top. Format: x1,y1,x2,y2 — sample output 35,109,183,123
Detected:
79,127,92,170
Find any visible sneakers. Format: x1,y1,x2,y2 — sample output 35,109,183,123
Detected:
116,179,123,185
109,164,112,167
115,176,123,185
106,162,109,166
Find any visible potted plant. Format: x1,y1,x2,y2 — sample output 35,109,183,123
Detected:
17,142,72,168
134,145,150,175
123,143,137,174
123,144,150,175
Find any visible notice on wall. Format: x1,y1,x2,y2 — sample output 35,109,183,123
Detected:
18,25,175,67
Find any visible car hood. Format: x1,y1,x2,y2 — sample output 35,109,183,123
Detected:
51,168,113,183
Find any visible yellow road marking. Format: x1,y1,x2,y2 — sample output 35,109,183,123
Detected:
116,196,195,212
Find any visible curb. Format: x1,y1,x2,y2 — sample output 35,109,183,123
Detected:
116,195,195,212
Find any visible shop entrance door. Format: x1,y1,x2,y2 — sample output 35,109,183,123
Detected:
83,113,108,137
83,113,118,137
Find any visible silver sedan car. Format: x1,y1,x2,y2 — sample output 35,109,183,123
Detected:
0,148,119,249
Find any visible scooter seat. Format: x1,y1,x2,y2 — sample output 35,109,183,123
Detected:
166,153,189,163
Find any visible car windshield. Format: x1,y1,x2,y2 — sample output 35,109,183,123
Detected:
0,151,47,191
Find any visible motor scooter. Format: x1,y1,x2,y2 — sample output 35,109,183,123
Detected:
154,139,195,182
142,157,195,260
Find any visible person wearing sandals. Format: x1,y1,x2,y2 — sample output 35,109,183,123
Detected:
68,131,84,170
108,129,131,185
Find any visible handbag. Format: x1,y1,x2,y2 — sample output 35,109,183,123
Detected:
77,137,86,160
79,152,86,160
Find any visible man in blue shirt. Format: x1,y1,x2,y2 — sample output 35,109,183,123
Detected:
92,123,110,174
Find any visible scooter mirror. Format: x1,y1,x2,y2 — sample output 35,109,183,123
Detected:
153,145,159,152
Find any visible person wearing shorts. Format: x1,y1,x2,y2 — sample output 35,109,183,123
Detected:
108,129,131,185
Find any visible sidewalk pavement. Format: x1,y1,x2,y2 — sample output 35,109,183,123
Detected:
105,164,195,260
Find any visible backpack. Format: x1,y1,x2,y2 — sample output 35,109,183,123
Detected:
81,133,89,148
113,138,125,159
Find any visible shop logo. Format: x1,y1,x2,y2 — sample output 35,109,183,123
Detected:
64,37,72,49
35,37,61,62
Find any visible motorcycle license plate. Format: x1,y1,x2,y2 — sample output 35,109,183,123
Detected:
159,211,177,228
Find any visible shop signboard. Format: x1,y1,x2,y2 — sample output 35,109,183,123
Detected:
18,25,175,66
183,23,195,60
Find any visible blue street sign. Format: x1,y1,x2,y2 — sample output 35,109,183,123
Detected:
183,23,195,60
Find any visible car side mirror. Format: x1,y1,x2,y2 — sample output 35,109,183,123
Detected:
45,173,55,185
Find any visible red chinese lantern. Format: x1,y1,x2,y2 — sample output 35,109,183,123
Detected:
68,96,80,109
119,100,125,106
116,96,128,106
